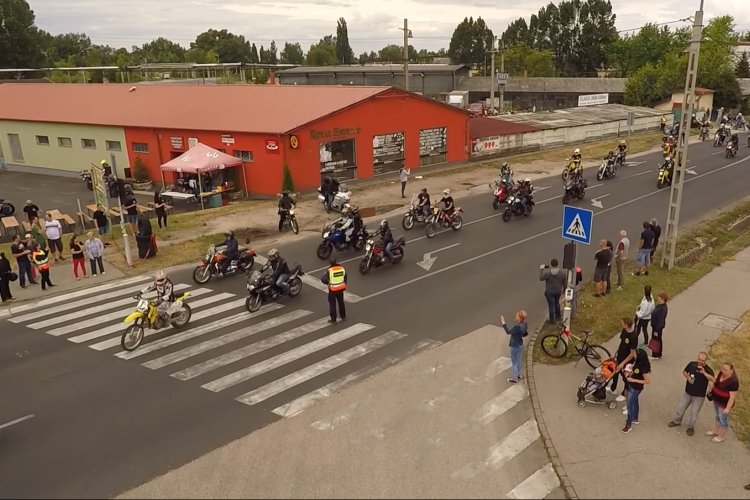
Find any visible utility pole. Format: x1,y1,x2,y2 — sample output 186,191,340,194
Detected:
488,37,498,114
400,19,413,91
499,41,506,113
661,0,704,270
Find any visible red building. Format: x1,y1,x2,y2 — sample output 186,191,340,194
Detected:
0,83,470,196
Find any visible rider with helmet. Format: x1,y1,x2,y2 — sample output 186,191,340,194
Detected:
267,249,290,295
417,188,431,216
730,132,740,151
439,189,455,216
617,140,627,155
571,148,582,163
278,190,296,231
146,270,175,328
344,206,364,244
500,162,513,178
217,231,239,276
517,178,533,215
379,220,395,261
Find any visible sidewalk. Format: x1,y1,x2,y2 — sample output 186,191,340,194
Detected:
534,247,750,499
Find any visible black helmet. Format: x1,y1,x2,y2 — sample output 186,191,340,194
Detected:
224,230,234,238
282,190,290,196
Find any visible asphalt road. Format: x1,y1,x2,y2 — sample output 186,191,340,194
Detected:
1,137,749,499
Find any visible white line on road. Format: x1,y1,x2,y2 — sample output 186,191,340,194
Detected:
359,155,750,301
626,170,652,178
256,254,363,302
472,383,527,426
506,463,560,499
0,414,35,431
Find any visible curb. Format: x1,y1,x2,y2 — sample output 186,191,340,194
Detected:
525,319,579,500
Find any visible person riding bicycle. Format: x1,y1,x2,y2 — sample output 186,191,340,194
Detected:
278,190,296,231
145,270,175,328
417,188,431,216
379,219,395,261
267,249,290,295
217,230,239,276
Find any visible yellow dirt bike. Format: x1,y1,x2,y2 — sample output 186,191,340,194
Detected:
561,159,581,181
656,159,673,189
120,290,192,351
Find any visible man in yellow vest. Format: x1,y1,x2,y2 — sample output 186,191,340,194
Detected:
321,258,347,323
660,116,666,132
31,243,54,291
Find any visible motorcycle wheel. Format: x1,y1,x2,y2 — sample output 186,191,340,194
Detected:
526,203,534,215
291,218,299,235
393,249,405,264
726,150,730,158
562,193,570,205
402,214,415,230
425,222,437,238
451,216,463,231
288,277,303,297
353,238,365,251
121,324,145,352
596,170,604,181
192,265,212,284
0,203,15,217
714,138,720,147
492,198,501,210
359,258,372,275
577,189,585,200
502,208,512,222
316,242,333,260
657,178,667,189
170,304,192,328
561,170,569,181
246,294,262,313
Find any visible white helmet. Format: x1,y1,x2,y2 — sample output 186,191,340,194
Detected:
443,188,451,197
155,270,167,284
574,148,581,154
341,207,350,216
620,140,626,144
524,178,531,183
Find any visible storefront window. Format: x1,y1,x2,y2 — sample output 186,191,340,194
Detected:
319,138,357,182
419,127,447,167
373,132,405,175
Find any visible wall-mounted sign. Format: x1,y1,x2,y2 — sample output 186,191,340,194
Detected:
373,132,405,175
266,139,280,153
221,134,235,145
290,135,299,149
310,127,361,140
188,137,198,148
471,135,502,153
578,93,609,107
319,139,357,173
419,127,447,156
170,136,184,150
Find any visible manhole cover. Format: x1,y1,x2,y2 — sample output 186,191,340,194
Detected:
698,313,742,331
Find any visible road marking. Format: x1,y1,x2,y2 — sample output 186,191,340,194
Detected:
0,414,35,431
626,161,646,167
451,418,540,479
235,330,407,406
417,243,461,272
359,155,750,301
111,302,281,358
202,323,375,392
626,170,652,178
310,402,360,430
506,463,560,499
590,194,610,209
685,167,698,175
69,293,232,344
472,383,527,426
142,309,313,370
273,338,442,418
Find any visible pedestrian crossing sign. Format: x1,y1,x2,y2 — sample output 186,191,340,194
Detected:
562,206,593,244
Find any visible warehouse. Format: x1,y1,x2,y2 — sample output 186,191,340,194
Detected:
0,83,470,196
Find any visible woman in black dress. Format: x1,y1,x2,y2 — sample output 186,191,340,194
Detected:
154,191,168,229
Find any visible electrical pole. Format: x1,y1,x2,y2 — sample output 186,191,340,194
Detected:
401,19,412,91
499,41,506,113
661,0,704,270
488,37,497,114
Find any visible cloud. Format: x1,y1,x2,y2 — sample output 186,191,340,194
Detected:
28,0,750,56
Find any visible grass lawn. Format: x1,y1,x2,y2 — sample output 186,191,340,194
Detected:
534,195,750,365
711,312,750,444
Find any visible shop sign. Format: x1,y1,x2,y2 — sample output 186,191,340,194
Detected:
289,135,299,149
170,136,184,150
471,136,501,153
320,158,354,173
310,127,361,140
266,139,280,153
419,127,447,156
221,134,235,145
373,133,405,162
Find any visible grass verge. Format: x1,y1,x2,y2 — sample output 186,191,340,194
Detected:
534,195,750,365
710,311,750,444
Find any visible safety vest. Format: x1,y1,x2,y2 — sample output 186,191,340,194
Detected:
32,250,50,270
327,266,346,292
661,117,666,123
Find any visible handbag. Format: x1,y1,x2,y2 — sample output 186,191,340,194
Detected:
648,336,661,352
8,272,18,282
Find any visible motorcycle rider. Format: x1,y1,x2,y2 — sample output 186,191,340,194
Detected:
617,140,627,160
321,176,339,211
145,270,175,328
571,148,582,162
439,189,455,217
517,178,533,216
344,206,364,244
278,190,296,231
500,162,513,178
729,132,740,152
217,231,239,276
380,220,395,262
417,188,431,216
267,249,290,295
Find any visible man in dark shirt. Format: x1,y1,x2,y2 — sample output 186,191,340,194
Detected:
604,240,614,294
623,348,651,432
668,351,713,436
593,239,612,297
609,317,637,403
417,188,431,216
92,203,109,243
649,218,662,262
10,234,36,288
634,221,655,277
123,194,138,234
23,200,40,221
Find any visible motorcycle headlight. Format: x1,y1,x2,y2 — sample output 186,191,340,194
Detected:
508,196,515,202
289,209,295,216
246,284,255,291
365,244,372,251
323,231,330,238
136,299,149,313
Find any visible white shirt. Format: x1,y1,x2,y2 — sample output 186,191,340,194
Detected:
636,296,655,320
44,219,62,240
399,168,411,182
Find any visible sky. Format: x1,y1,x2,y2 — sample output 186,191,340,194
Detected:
30,0,750,56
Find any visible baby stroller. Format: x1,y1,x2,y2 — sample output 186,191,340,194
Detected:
576,358,618,409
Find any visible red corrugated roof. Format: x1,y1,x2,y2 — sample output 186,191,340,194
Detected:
0,83,391,134
469,116,541,138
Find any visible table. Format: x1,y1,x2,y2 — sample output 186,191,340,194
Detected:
161,191,197,201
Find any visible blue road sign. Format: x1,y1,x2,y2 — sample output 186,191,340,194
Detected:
562,206,593,245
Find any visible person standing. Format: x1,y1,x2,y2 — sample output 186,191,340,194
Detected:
31,243,54,291
593,239,612,297
605,240,614,294
622,348,652,433
615,230,630,290
539,259,565,323
153,191,168,229
501,310,528,384
69,234,88,280
650,291,669,359
123,191,138,235
608,317,638,405
320,258,346,324
571,267,583,320
650,218,662,262
92,203,110,243
30,217,46,247
23,199,40,222
44,213,64,262
635,285,655,347
24,233,38,282
399,167,411,198
85,231,106,276
0,252,14,302
702,362,739,443
633,221,655,277
668,351,713,436
10,234,35,288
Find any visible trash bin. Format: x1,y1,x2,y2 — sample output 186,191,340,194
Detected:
207,193,222,209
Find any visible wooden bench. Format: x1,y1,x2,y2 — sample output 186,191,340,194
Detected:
1,216,20,237
22,221,31,233
137,204,154,215
62,214,76,226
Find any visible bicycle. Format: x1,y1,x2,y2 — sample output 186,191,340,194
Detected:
540,323,611,369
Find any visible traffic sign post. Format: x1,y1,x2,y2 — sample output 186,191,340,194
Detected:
561,206,593,332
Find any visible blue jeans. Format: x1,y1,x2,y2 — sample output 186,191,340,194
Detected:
385,242,394,260
275,274,290,294
325,193,334,208
544,290,561,322
626,388,642,426
510,345,523,381
519,197,528,214
713,401,730,429
18,259,33,286
421,204,430,216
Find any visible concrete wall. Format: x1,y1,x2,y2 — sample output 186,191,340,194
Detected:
279,73,460,98
0,121,129,176
470,113,667,159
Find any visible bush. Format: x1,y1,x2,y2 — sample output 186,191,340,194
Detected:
133,156,149,183
281,164,295,193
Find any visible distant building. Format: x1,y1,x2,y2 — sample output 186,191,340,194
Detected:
653,88,715,119
734,41,750,61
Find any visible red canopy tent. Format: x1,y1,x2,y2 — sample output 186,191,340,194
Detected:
160,142,246,209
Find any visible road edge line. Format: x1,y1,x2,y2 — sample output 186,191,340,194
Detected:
525,319,579,500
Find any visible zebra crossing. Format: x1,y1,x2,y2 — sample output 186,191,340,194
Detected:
7,275,438,416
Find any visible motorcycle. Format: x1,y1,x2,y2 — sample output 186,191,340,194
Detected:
0,198,15,217
502,194,534,222
615,151,626,166
193,242,256,284
657,160,674,189
316,225,368,259
245,263,304,313
561,159,581,181
79,170,93,191
359,233,406,274
121,290,192,351
700,125,710,141
596,159,617,181
714,129,728,147
562,178,587,204
726,141,738,158
425,206,464,238
317,183,351,213
279,208,300,234
402,194,430,230
490,176,515,209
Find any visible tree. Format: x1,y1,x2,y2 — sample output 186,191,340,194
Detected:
358,50,378,64
266,41,278,64
0,0,46,70
192,29,251,62
135,37,185,63
737,52,750,78
280,42,304,64
184,47,218,64
448,17,494,73
132,156,149,183
604,24,688,77
47,33,92,66
250,43,259,64
377,44,417,63
281,164,295,193
335,18,354,64
499,45,555,77
259,44,267,63
306,35,337,66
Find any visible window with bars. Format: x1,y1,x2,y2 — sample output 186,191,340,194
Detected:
106,140,122,151
58,137,72,147
36,135,50,146
233,150,253,162
81,138,97,149
133,142,149,153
